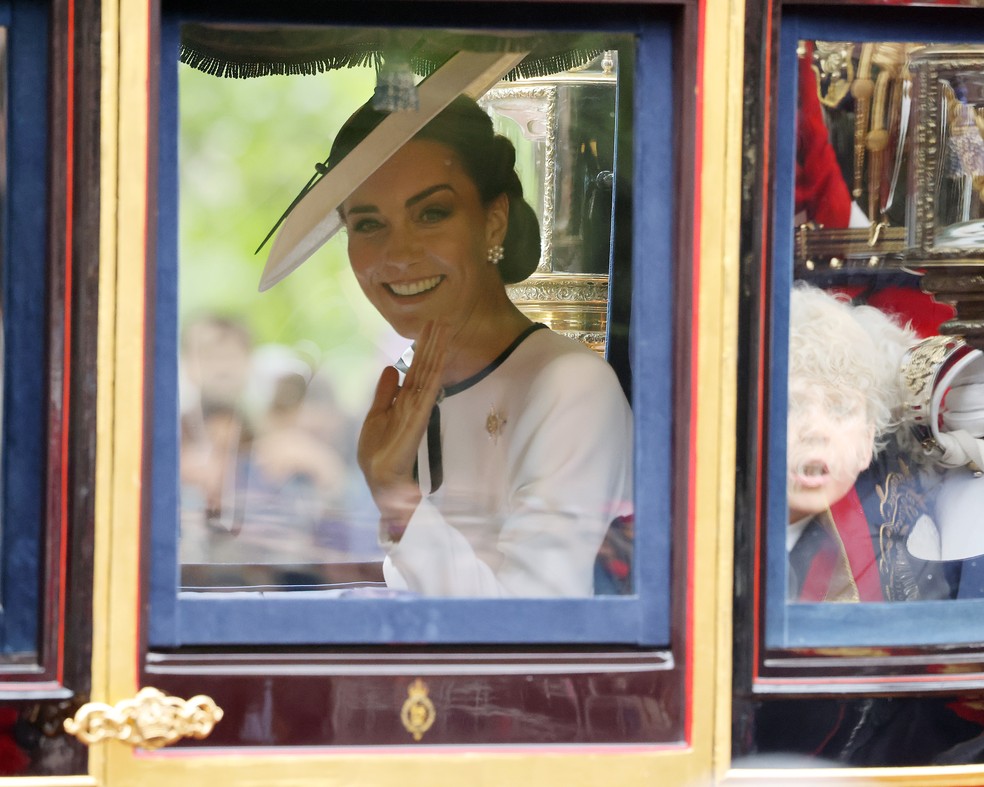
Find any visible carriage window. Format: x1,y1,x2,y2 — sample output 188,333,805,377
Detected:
767,25,984,648
150,19,675,647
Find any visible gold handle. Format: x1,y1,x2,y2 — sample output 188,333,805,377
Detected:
64,687,223,750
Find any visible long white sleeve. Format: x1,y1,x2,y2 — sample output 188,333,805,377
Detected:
382,331,633,597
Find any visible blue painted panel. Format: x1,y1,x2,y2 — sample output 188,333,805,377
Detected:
631,19,673,648
786,600,984,649
0,0,48,656
764,11,799,650
149,14,182,651
177,594,642,646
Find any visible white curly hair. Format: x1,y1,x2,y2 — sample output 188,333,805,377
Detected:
788,283,917,454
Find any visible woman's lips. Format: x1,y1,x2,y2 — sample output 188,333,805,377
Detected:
385,275,444,297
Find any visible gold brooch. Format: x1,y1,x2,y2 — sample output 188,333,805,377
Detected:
486,405,506,443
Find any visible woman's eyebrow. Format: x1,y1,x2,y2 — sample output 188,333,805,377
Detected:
345,203,378,215
345,184,455,216
406,184,454,208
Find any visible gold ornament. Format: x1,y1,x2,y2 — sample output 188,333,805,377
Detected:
400,679,436,742
64,687,223,750
486,404,507,443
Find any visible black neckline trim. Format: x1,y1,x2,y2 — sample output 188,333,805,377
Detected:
442,323,546,398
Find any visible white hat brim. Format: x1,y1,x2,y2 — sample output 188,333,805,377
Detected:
259,49,529,291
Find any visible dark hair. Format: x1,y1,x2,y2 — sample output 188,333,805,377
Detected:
329,95,541,284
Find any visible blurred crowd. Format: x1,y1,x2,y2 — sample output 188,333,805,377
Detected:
178,314,383,586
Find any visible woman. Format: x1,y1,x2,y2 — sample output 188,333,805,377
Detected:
279,96,633,597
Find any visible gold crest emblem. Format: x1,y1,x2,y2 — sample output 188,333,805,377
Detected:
400,678,436,742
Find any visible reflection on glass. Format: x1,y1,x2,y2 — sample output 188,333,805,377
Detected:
913,46,984,249
482,65,617,276
735,694,984,768
482,64,617,355
177,28,634,598
786,40,984,605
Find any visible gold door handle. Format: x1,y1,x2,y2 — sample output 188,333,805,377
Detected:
64,687,223,750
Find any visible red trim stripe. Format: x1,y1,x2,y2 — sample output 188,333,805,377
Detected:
55,0,76,686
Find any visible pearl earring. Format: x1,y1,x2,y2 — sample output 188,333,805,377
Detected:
487,245,504,265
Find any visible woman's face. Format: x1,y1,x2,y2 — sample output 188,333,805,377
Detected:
341,139,507,340
786,379,875,522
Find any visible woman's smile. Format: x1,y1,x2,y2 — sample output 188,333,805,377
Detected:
385,275,445,297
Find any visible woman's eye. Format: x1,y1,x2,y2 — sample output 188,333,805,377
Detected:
418,204,451,223
352,217,383,233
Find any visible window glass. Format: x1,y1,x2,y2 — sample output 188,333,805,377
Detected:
151,18,675,647
768,21,984,647
176,29,631,596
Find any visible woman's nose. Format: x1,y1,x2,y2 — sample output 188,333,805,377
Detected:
382,223,422,266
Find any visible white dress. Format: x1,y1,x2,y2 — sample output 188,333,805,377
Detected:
382,325,634,597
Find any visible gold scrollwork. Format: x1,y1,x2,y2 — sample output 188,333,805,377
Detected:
876,460,931,601
400,678,436,742
63,687,223,750
900,334,966,412
480,84,558,273
508,273,609,354
812,41,855,109
507,273,610,304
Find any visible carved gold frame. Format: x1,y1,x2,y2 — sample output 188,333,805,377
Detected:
907,45,984,345
481,62,618,353
908,45,984,260
480,83,559,273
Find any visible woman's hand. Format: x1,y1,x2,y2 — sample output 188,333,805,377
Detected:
359,321,448,539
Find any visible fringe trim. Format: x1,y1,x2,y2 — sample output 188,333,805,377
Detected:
179,44,382,79
410,48,604,82
180,42,603,82
509,49,605,81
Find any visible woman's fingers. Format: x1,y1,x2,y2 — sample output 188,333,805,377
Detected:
401,321,434,392
414,322,449,396
356,323,453,529
368,365,401,415
359,324,445,484
402,321,449,404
